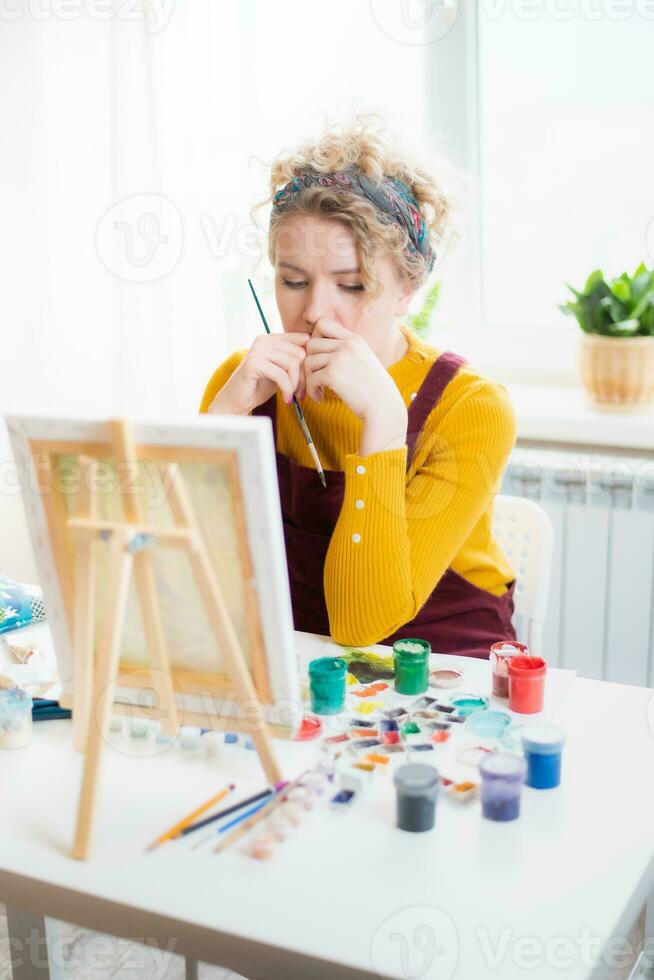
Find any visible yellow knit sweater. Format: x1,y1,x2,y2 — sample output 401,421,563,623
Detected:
200,323,517,647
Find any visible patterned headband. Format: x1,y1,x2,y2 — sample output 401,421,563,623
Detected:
271,166,435,274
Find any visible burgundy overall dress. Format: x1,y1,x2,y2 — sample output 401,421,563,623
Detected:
253,351,517,659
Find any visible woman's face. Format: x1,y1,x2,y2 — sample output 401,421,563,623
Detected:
274,214,413,354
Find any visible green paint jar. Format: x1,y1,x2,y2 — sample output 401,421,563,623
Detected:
308,657,347,715
393,639,430,695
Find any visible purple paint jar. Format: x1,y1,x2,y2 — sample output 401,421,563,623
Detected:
479,753,526,822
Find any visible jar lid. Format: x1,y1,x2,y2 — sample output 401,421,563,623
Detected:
393,638,431,656
490,641,528,657
308,657,346,676
464,710,512,738
0,687,32,713
521,723,565,755
479,752,526,782
507,655,547,676
393,763,440,795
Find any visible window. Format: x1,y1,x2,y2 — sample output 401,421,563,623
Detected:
478,2,654,330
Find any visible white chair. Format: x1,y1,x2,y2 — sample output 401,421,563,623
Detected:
492,494,554,656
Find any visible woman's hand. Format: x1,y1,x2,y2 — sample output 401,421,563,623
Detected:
209,332,310,415
303,317,408,455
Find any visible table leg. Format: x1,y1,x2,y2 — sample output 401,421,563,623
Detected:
643,890,654,973
185,958,200,980
5,908,64,980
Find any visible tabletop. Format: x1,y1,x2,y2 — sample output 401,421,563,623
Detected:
0,631,653,980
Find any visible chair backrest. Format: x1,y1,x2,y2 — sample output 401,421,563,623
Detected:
492,494,554,656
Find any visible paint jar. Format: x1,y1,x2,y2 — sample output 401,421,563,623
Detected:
479,753,526,822
464,710,512,739
393,639,430,695
0,688,33,749
309,657,347,715
508,656,547,714
449,694,489,719
490,641,529,698
393,763,440,833
179,725,201,751
521,724,565,789
428,666,463,689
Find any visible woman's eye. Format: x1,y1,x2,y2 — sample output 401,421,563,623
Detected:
281,279,364,293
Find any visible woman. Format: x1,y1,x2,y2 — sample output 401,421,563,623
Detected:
201,118,517,658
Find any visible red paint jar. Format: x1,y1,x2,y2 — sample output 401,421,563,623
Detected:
508,656,547,714
490,641,530,698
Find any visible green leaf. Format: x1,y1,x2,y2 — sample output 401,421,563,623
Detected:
610,278,631,305
409,280,441,338
605,318,641,337
583,269,605,293
631,267,654,306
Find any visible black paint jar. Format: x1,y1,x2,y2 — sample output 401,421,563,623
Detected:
394,763,440,833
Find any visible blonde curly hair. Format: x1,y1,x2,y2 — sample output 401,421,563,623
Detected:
252,114,457,304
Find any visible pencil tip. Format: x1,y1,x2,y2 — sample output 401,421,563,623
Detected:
319,471,327,488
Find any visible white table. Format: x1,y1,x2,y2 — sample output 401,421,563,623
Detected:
1,631,653,980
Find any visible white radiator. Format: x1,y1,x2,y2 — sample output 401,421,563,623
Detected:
501,447,654,686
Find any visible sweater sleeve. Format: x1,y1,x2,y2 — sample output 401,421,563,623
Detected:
323,379,517,647
199,350,248,413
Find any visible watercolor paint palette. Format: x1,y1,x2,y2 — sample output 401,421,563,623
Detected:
306,652,548,816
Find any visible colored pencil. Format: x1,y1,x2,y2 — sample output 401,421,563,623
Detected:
146,783,235,851
217,798,271,835
247,278,326,488
183,782,286,839
213,770,309,855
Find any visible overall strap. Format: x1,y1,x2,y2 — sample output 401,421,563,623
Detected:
252,394,277,443
406,352,467,471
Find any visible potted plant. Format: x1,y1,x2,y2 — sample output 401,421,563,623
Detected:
560,264,654,409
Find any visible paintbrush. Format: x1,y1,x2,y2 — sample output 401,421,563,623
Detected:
213,769,309,855
247,278,326,488
146,783,235,851
185,782,287,848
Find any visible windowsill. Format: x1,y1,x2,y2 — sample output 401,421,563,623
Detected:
507,383,654,453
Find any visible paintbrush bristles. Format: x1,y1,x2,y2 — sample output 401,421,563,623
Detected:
308,443,326,487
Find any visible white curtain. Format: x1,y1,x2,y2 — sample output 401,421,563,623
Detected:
0,0,429,577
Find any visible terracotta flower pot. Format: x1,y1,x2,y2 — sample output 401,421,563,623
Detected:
580,334,654,410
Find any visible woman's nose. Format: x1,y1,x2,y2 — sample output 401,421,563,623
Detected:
302,282,332,328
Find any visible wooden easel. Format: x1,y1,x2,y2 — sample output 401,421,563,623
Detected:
68,420,283,860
